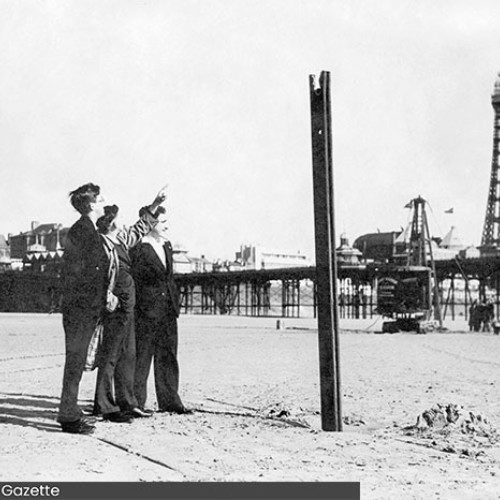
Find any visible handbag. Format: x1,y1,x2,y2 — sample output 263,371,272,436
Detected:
101,234,119,313
106,289,119,313
84,319,104,371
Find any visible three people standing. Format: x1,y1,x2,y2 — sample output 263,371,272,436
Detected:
57,182,188,435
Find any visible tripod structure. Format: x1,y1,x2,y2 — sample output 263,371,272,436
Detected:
407,196,428,267
377,196,443,333
406,196,443,327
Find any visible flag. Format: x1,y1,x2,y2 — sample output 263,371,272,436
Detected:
404,201,413,209
444,208,454,214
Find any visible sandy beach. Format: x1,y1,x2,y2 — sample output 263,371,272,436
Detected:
0,313,498,499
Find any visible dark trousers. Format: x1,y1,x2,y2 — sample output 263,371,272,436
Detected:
58,309,99,423
94,309,138,415
134,313,182,410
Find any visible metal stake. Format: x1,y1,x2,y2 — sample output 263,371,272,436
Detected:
309,71,342,431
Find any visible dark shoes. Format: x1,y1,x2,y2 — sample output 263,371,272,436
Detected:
159,405,193,415
126,407,153,418
60,417,95,435
102,411,133,423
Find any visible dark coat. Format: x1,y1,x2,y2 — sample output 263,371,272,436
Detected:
101,210,158,314
131,241,180,319
61,215,109,315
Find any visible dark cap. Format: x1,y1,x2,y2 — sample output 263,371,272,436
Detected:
97,204,119,234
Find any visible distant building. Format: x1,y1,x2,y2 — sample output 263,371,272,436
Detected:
353,231,401,263
8,221,67,273
172,245,214,273
427,241,459,261
213,259,245,272
354,225,473,264
23,250,64,273
187,255,213,273
9,221,66,260
172,246,193,274
336,234,364,267
0,234,11,271
8,222,212,274
458,246,481,259
235,244,312,270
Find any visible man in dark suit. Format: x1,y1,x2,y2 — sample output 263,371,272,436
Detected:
57,183,108,434
131,207,190,414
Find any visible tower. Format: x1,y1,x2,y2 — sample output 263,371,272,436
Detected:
480,73,500,250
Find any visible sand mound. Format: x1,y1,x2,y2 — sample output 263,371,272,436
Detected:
404,403,499,457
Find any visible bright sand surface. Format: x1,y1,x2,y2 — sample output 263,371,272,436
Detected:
0,313,498,499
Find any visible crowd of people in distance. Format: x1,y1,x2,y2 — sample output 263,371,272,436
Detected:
468,299,496,333
57,182,191,435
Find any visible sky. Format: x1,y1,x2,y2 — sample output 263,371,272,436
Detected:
1,0,500,260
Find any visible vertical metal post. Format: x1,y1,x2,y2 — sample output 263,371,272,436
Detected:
281,279,288,317
442,284,450,320
245,282,248,316
464,279,469,322
451,275,455,321
297,280,301,318
309,71,342,431
423,207,443,328
496,274,500,318
313,281,317,318
370,279,375,318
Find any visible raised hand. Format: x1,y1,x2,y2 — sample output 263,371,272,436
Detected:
153,183,169,207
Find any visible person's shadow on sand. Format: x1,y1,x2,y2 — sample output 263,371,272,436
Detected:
0,392,92,433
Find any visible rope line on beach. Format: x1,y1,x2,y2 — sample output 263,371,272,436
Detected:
1,391,53,399
0,392,63,402
202,398,311,429
0,364,63,375
205,397,257,412
393,437,482,460
95,437,188,478
195,407,267,418
393,437,445,454
0,353,63,362
197,406,311,429
194,406,304,426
